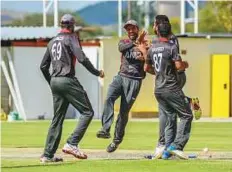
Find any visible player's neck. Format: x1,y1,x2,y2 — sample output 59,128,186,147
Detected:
159,37,169,42
60,28,71,33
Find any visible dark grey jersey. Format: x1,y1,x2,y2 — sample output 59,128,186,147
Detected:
40,30,100,83
169,34,180,53
118,39,146,80
152,34,185,73
146,39,181,93
152,34,179,53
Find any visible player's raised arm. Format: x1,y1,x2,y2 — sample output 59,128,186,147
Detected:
134,42,147,61
118,39,134,52
69,35,104,78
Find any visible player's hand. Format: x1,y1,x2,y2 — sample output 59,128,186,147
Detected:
145,39,151,49
135,50,145,61
99,70,105,78
183,61,189,69
137,30,147,44
136,43,147,55
142,39,151,49
135,39,151,49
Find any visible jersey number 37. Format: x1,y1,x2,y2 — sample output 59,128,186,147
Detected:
52,42,62,60
153,53,162,72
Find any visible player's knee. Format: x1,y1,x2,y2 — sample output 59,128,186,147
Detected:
89,109,94,118
180,112,193,121
84,107,94,118
105,97,115,105
187,114,193,121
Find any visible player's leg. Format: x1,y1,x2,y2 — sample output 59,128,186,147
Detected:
190,97,202,120
62,77,94,159
152,99,177,159
155,93,177,159
160,112,177,160
41,77,69,163
150,106,166,159
107,77,142,153
178,71,202,120
96,75,122,138
158,106,166,146
166,90,193,159
177,71,186,89
165,114,177,148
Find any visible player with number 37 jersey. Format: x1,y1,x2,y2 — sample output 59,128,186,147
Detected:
146,39,181,93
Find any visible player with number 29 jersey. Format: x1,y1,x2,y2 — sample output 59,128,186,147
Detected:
146,38,181,93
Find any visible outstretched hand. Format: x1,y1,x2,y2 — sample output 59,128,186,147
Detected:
137,30,148,44
99,70,105,78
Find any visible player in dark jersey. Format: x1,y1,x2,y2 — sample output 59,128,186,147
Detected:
144,21,193,159
40,14,104,163
148,15,201,160
96,20,146,153
153,15,185,87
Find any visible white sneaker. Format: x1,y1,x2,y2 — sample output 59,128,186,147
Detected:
40,156,63,163
62,143,87,159
171,150,188,160
153,145,166,159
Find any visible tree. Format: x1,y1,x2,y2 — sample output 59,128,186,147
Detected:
122,1,143,25
6,10,86,27
122,1,156,30
198,2,228,33
211,1,232,33
155,2,232,35
4,10,103,37
169,17,181,34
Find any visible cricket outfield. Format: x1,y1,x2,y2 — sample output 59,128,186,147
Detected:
1,120,232,172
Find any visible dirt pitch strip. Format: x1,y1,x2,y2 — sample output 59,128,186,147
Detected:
2,148,232,161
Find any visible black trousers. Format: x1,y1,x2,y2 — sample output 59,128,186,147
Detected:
155,90,193,150
43,77,94,158
101,75,142,144
158,72,188,147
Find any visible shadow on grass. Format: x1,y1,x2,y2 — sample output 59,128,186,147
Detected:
2,159,142,169
2,161,77,169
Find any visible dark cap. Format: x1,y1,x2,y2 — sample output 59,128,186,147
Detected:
60,14,75,26
123,20,139,29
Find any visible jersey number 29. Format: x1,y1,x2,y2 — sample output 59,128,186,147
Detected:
153,53,162,72
52,42,62,60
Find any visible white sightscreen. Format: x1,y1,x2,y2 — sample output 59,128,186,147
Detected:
12,46,101,120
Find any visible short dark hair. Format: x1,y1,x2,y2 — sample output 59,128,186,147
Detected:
157,21,171,38
155,15,170,25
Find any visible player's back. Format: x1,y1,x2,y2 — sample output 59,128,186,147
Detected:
47,31,77,77
148,40,181,93
152,33,179,53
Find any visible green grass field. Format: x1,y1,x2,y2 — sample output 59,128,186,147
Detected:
1,120,232,172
